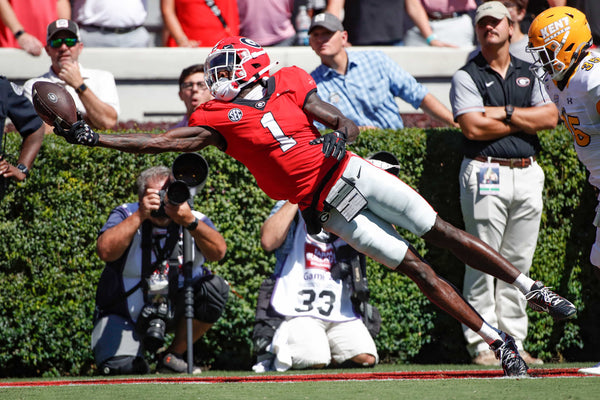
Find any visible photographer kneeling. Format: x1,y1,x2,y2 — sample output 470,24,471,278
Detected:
91,165,228,375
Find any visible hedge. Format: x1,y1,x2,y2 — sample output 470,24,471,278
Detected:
0,125,598,377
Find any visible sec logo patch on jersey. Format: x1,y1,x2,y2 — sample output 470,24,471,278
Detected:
228,108,243,122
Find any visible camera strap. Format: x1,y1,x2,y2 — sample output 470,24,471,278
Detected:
204,0,231,34
94,221,183,321
141,221,182,298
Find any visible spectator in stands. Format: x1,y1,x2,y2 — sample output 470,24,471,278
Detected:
237,0,295,46
404,0,478,47
172,64,212,129
325,0,405,46
160,0,239,47
0,0,70,56
92,165,229,375
23,19,120,132
574,0,599,49
252,200,378,371
308,12,457,130
499,0,532,62
326,0,453,47
522,0,566,32
0,76,45,201
71,0,150,47
467,1,534,63
449,1,557,366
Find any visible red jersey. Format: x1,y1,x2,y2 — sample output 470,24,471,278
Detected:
0,0,56,49
166,0,240,47
189,66,347,208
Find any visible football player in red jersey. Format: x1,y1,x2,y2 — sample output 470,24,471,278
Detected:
55,36,577,376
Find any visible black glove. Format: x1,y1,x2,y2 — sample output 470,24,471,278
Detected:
310,130,347,160
53,113,98,146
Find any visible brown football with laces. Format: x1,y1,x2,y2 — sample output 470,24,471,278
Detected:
32,81,77,129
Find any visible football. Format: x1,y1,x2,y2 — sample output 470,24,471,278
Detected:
32,81,77,129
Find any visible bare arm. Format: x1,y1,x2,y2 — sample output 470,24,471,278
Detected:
97,209,145,261
303,91,359,143
0,0,43,56
96,125,224,154
404,0,457,48
325,0,345,19
164,201,227,262
260,201,298,252
97,185,161,261
57,61,118,130
0,123,44,181
160,0,198,47
419,93,459,127
504,103,558,134
457,103,558,140
57,0,71,18
18,124,44,170
98,187,226,262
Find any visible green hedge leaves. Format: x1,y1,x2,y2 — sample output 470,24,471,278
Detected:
0,126,598,376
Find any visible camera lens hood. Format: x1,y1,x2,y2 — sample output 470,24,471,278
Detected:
172,152,209,191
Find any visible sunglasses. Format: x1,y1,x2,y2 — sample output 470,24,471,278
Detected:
49,37,78,48
181,81,208,91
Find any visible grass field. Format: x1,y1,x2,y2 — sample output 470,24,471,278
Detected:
1,363,598,400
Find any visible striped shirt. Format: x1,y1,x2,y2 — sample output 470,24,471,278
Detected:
310,50,428,129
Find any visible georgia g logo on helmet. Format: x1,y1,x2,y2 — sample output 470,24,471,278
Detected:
240,37,261,48
204,36,274,102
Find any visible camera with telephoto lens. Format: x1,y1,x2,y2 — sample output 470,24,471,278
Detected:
150,153,210,218
138,153,210,352
150,180,191,218
136,292,175,353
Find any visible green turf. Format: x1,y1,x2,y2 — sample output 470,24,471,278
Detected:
1,363,598,400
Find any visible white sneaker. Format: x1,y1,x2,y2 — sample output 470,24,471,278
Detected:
579,362,600,375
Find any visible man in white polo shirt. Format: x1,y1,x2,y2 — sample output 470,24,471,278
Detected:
24,19,120,132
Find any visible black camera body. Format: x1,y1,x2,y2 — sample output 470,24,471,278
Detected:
138,153,210,352
136,296,175,352
150,180,191,218
150,153,209,219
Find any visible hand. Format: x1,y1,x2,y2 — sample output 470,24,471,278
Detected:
429,39,458,48
309,130,347,161
53,113,98,146
57,61,83,89
17,32,43,56
139,188,162,220
164,199,194,227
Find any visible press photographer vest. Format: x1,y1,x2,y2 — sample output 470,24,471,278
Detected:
94,221,182,322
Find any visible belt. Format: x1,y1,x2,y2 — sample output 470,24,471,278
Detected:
427,11,468,20
471,155,535,168
81,24,141,34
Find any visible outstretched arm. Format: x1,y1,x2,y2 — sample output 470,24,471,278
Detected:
303,91,359,143
59,122,225,154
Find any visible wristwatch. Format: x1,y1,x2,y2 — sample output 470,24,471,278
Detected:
185,217,199,231
504,104,514,125
16,163,29,178
76,83,88,94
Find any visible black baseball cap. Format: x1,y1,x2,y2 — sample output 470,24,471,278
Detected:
47,19,81,42
309,12,344,34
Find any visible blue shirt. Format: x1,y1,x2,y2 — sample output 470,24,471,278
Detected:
310,51,428,129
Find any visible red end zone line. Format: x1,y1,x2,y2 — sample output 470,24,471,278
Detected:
0,368,589,387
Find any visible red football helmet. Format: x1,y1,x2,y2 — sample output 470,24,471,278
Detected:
204,36,274,101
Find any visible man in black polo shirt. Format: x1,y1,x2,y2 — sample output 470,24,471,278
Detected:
449,1,558,367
